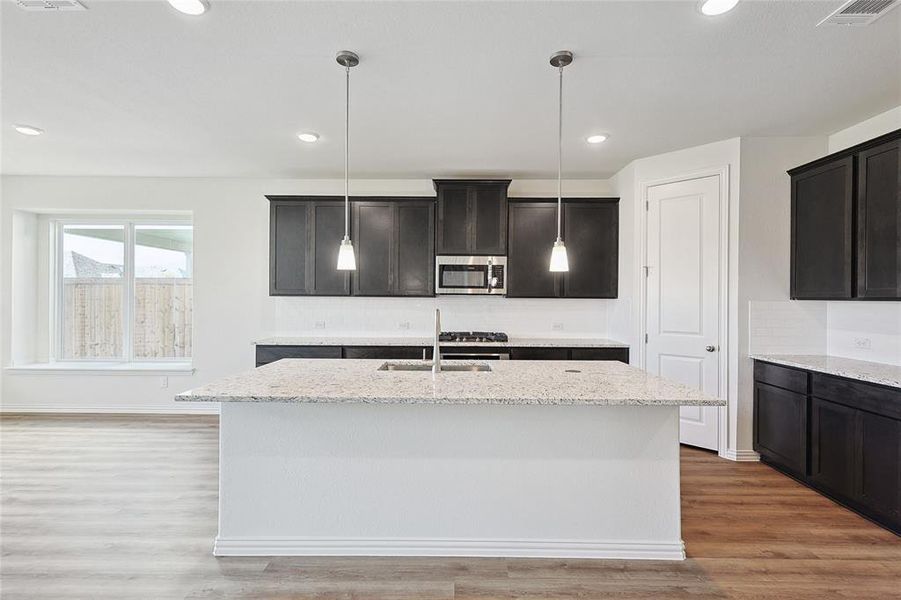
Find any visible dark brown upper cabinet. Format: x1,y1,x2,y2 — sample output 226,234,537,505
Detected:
789,128,901,301
857,138,900,299
507,202,561,297
269,197,350,296
563,201,618,298
507,198,619,299
790,157,854,299
352,198,435,297
434,179,510,255
269,196,433,297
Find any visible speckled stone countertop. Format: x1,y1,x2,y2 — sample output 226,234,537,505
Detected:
176,359,722,406
255,336,629,348
751,354,901,389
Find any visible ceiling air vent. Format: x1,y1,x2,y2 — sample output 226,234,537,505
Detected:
818,0,899,26
16,0,86,11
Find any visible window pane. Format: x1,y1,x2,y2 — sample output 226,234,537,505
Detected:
62,225,124,359
134,225,193,359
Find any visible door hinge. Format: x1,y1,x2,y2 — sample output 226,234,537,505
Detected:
645,201,649,211
645,333,648,343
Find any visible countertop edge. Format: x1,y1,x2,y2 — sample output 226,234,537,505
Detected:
176,394,725,407
750,354,901,389
254,337,630,348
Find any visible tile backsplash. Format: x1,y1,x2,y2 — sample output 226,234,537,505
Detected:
748,301,827,355
827,302,901,366
262,295,611,338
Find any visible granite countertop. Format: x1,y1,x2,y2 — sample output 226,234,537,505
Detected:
176,359,722,406
751,354,901,389
254,336,629,348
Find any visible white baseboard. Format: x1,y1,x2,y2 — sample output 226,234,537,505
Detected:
213,537,686,561
0,403,219,415
721,448,760,462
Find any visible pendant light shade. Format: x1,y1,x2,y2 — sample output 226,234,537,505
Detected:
336,50,359,271
549,239,569,272
548,50,572,273
337,238,356,270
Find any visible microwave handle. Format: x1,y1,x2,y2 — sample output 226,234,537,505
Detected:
486,258,494,292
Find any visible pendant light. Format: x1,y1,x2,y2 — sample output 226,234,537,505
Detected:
336,50,359,271
548,50,572,273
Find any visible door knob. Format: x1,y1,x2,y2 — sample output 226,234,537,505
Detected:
705,345,717,352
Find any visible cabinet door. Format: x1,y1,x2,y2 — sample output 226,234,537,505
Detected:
437,186,470,254
472,185,507,255
810,397,857,500
310,202,351,295
563,201,618,298
791,157,854,299
353,202,393,296
507,202,560,297
858,410,900,524
754,382,807,476
395,201,435,296
857,139,900,299
270,202,309,295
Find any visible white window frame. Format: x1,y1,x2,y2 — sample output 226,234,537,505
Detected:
52,217,193,364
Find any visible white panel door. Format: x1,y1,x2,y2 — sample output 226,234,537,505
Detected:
646,175,721,450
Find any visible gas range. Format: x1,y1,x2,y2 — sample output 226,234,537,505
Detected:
438,331,509,343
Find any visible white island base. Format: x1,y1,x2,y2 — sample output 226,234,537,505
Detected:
214,402,684,560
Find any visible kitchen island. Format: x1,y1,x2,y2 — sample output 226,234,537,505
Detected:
177,359,723,560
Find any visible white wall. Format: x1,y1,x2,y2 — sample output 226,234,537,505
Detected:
826,105,901,367
736,137,827,455
828,105,901,153
0,176,614,413
611,137,743,457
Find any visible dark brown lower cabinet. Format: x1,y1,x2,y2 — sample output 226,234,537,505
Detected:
810,397,857,500
754,382,807,477
256,345,629,367
754,360,900,534
859,410,901,524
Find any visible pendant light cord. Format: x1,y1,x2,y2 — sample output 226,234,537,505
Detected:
343,64,350,240
556,64,563,242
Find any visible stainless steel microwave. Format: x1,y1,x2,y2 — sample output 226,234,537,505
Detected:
435,256,506,295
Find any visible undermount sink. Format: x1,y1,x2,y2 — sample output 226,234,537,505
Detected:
378,362,492,372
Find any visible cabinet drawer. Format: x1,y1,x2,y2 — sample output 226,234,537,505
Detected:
510,347,570,360
255,345,342,366
570,348,629,363
811,373,901,420
754,382,807,476
754,361,808,394
343,346,428,360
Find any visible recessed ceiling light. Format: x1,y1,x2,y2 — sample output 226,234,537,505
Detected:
699,0,739,16
297,132,320,143
167,0,208,16
586,134,608,144
14,124,44,136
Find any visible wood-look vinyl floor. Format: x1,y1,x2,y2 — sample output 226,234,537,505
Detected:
1,414,898,599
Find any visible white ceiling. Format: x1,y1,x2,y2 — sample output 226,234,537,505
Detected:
3,0,899,179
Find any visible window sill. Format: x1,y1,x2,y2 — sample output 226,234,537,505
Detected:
4,362,195,376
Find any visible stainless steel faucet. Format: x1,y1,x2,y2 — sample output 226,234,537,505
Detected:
432,308,441,374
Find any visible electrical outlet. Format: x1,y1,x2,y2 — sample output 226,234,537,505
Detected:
398,321,411,330
314,321,327,329
552,322,564,331
853,337,872,350
160,376,168,389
